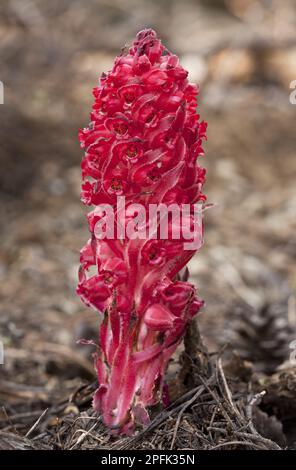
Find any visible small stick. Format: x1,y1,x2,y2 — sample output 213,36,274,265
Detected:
1,406,17,434
246,390,266,433
25,408,48,438
217,357,244,426
69,422,98,450
170,385,206,449
210,440,264,450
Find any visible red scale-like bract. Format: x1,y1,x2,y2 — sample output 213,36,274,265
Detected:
77,29,207,434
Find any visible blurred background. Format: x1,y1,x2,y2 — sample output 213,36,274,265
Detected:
0,0,296,447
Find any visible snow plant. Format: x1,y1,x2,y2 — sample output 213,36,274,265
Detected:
77,29,207,434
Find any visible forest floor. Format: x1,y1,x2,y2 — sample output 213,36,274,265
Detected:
0,0,296,450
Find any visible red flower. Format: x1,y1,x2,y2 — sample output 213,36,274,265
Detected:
144,304,176,331
142,240,167,266
160,280,195,314
77,274,110,311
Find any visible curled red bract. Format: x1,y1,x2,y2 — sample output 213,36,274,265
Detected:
77,29,207,434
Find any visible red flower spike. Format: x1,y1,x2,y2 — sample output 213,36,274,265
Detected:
77,29,207,434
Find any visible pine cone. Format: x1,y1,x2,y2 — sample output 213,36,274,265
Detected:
228,297,295,374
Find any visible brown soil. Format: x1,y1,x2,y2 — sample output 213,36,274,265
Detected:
0,0,295,450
